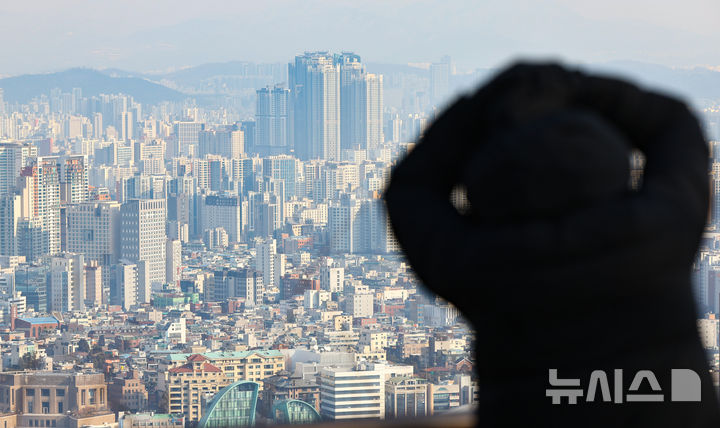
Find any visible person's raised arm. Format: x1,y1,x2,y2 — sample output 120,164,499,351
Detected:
575,75,709,241
384,63,710,309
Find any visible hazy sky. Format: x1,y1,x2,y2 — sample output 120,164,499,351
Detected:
0,0,718,76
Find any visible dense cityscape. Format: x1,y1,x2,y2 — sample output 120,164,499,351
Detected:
0,52,478,427
2,44,720,427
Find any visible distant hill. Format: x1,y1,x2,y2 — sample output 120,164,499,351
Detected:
0,68,187,104
3,61,719,107
584,61,720,104
366,62,433,76
97,63,268,82
161,61,273,81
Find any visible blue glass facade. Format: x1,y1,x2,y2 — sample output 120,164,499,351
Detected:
272,399,322,425
198,381,259,428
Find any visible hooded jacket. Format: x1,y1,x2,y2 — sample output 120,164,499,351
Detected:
384,63,720,426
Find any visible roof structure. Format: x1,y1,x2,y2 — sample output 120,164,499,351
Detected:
187,354,209,362
17,316,60,325
198,380,259,428
167,349,283,362
168,362,222,374
272,399,321,425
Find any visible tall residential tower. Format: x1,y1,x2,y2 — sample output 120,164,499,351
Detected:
289,52,340,161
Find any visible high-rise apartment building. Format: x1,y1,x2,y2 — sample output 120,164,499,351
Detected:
430,56,452,106
120,199,167,291
256,238,285,291
328,194,397,255
364,73,384,151
121,111,134,141
230,157,255,196
208,268,264,307
166,238,181,287
0,194,21,256
176,122,204,157
201,194,243,242
61,155,89,204
262,155,299,198
113,260,139,310
198,128,244,159
0,142,36,195
20,157,62,258
255,85,290,155
93,113,103,139
66,201,121,266
85,261,102,307
66,200,121,296
290,52,340,161
328,194,363,254
338,53,384,152
49,252,85,312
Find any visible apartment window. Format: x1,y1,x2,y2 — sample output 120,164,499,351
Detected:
41,389,49,397
81,390,86,405
42,402,49,414
58,402,63,414
56,389,64,397
26,389,35,397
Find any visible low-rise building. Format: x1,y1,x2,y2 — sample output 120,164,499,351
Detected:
108,371,148,412
14,317,60,338
0,371,115,428
119,412,184,428
260,374,320,417
385,376,428,419
427,382,461,415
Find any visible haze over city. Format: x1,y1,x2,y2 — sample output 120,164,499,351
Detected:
1,0,719,75
0,1,719,427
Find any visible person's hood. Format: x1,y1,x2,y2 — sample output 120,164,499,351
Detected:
463,108,632,222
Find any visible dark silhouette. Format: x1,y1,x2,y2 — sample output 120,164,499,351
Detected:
385,63,720,426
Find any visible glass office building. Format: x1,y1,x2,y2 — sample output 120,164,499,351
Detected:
198,381,259,428
272,399,322,424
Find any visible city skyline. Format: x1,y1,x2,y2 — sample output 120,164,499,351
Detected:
0,1,719,422
0,47,479,427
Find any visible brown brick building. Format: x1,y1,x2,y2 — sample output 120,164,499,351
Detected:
108,371,147,412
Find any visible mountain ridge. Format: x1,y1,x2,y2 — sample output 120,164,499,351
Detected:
0,68,187,104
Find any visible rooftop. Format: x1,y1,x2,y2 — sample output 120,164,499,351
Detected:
167,349,283,362
17,316,59,325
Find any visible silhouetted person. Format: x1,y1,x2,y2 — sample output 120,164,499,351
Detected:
385,63,720,427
